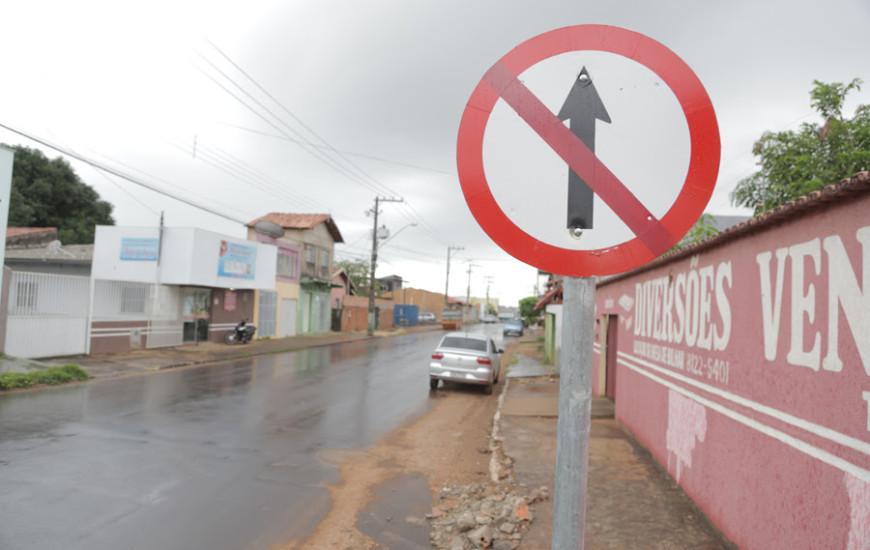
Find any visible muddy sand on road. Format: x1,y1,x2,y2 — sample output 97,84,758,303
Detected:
274,381,502,550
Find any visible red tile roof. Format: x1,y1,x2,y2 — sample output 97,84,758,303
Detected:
600,170,870,285
6,227,57,238
535,285,563,310
247,213,344,243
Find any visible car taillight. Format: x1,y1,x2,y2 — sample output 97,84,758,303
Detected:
432,353,444,359
477,357,491,365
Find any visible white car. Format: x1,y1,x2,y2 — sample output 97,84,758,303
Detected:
429,332,502,394
418,312,436,323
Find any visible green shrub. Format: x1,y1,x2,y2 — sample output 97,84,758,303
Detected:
0,364,89,390
0,372,35,390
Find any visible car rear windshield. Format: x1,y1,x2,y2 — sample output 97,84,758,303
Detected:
440,336,488,352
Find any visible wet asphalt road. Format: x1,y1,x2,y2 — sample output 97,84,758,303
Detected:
0,328,488,550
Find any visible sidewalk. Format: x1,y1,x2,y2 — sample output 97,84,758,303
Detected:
498,341,733,549
1,324,441,378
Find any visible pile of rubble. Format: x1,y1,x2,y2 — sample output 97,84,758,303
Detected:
427,483,549,549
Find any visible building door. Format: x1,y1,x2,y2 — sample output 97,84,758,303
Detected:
182,288,211,343
258,291,278,337
604,314,618,400
299,291,311,334
280,298,297,337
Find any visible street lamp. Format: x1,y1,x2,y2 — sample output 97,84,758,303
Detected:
367,196,403,336
379,222,417,247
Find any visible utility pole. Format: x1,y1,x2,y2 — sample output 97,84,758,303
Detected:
444,245,463,308
368,196,403,336
484,275,495,315
465,262,478,323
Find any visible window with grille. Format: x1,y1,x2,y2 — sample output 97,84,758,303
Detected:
277,251,297,279
15,281,37,312
120,284,148,315
319,249,330,278
305,245,315,272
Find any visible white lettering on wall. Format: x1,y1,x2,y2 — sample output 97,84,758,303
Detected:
757,248,788,361
685,270,700,347
674,273,686,344
822,228,870,374
634,262,733,352
787,239,822,370
697,265,715,350
864,392,870,432
714,262,732,351
756,226,869,374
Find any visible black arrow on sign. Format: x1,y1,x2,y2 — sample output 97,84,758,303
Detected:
557,67,611,231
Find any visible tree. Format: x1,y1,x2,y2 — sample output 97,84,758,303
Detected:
518,296,543,327
334,258,374,297
667,213,719,253
5,144,115,243
731,78,870,214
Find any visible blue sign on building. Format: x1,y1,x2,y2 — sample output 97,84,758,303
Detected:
218,240,257,279
120,238,159,261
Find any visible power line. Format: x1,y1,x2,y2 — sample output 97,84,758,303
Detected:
85,146,262,221
93,171,160,216
194,45,396,200
196,42,455,246
169,138,339,216
204,39,401,199
37,133,163,217
192,59,380,195
219,122,455,175
0,122,251,226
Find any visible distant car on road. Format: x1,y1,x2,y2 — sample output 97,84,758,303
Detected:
429,332,502,394
418,312,436,323
503,319,524,337
480,314,497,323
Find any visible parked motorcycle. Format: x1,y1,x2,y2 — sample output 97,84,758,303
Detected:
224,319,256,345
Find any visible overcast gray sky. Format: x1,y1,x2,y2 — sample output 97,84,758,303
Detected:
1,0,868,306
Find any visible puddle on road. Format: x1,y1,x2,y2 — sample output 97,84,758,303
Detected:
356,472,432,549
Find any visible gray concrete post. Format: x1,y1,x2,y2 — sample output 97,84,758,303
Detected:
552,276,595,549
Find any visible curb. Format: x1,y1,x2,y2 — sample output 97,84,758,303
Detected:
489,376,511,482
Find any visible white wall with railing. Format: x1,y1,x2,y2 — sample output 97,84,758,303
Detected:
5,272,89,358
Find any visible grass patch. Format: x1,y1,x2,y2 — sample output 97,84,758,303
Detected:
0,364,89,391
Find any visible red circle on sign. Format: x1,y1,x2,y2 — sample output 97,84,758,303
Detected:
456,25,720,276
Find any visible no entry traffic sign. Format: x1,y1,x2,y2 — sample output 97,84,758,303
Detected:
457,25,720,276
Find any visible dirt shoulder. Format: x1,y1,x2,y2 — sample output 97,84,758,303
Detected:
273,379,502,549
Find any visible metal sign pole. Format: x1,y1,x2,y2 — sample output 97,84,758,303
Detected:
552,275,595,549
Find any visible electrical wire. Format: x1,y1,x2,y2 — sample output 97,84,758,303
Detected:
205,39,401,198
0,122,251,225
193,51,392,199
170,138,339,216
196,41,454,247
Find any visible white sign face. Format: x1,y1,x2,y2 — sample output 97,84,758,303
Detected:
457,25,719,277
482,51,691,251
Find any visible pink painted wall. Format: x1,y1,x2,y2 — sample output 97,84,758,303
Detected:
331,272,350,309
593,193,870,550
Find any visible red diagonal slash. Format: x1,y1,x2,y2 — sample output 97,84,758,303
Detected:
483,61,675,255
